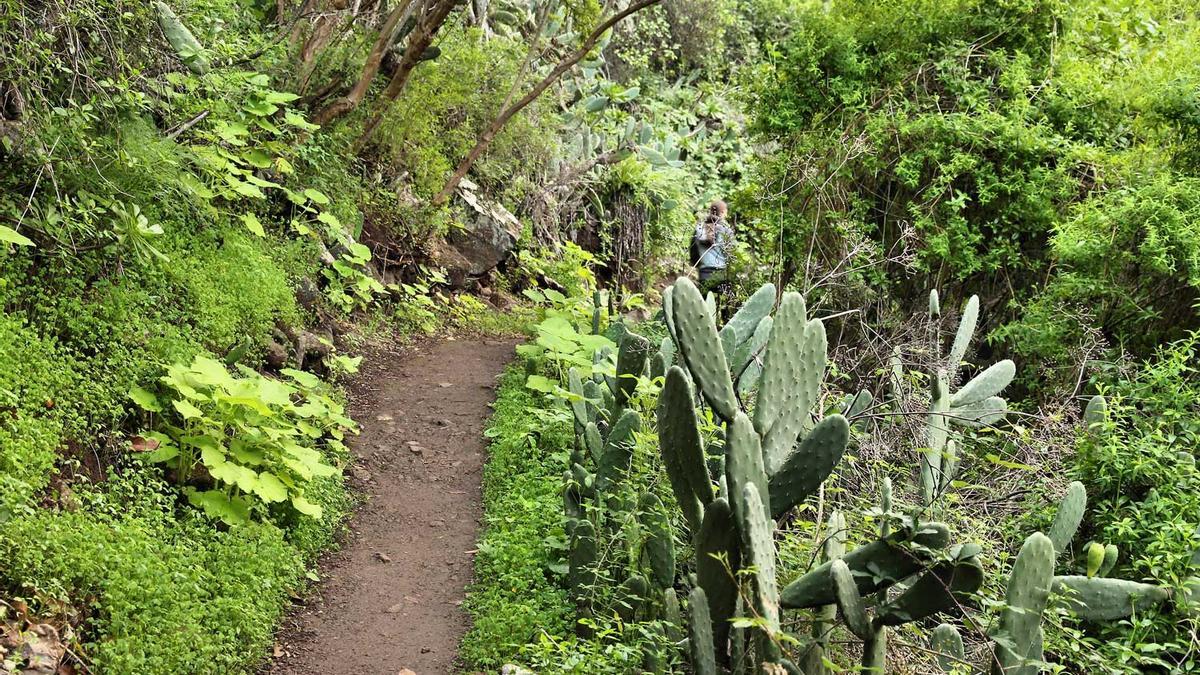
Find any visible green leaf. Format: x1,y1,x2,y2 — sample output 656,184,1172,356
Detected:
281,368,322,389
173,399,204,419
263,90,300,104
525,375,557,393
256,472,289,502
187,489,251,525
303,188,331,205
240,213,265,237
243,99,278,116
0,225,34,247
129,385,162,412
291,494,323,517
243,149,273,169
284,111,320,131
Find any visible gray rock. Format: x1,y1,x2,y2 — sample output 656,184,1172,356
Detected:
432,179,521,286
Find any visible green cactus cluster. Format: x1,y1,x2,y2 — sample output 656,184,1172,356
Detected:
928,472,1170,674
562,325,685,643
556,281,1172,673
921,292,1015,508
656,278,996,672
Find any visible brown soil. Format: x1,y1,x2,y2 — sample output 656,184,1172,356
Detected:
268,337,518,675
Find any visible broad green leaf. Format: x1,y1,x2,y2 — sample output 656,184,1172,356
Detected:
291,494,323,517
303,188,330,205
525,375,557,393
284,111,320,130
263,90,300,104
240,213,265,236
173,399,204,419
243,99,278,116
189,356,231,386
281,368,321,389
188,489,251,525
0,225,34,247
129,385,162,411
256,472,289,502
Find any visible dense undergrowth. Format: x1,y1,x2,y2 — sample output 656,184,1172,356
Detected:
2,0,1199,672
460,366,574,668
469,275,1198,674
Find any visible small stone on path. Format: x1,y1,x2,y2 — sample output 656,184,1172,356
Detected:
374,552,392,563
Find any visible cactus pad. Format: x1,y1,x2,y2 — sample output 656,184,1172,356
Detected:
670,278,738,421
720,283,776,357
1047,481,1087,555
740,483,780,632
657,366,714,531
753,292,807,436
876,556,984,625
930,624,964,673
761,318,827,470
768,414,849,518
639,492,676,589
1050,576,1169,620
946,295,979,375
992,532,1055,675
950,359,1015,408
688,586,718,675
725,411,771,528
615,332,652,407
831,559,872,640
781,522,951,609
696,498,740,657
736,315,773,393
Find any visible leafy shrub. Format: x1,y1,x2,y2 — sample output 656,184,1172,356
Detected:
1064,334,1200,671
0,472,306,674
129,355,353,525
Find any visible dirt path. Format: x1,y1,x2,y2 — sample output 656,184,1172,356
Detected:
269,337,518,675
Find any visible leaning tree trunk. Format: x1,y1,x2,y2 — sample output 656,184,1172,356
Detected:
312,0,414,126
356,0,458,147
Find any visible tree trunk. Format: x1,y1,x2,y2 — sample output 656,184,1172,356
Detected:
355,0,459,148
431,0,663,205
312,0,414,126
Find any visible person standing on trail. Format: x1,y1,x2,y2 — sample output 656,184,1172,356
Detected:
693,199,734,297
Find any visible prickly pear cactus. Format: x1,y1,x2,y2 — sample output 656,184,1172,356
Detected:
639,492,676,590
155,1,211,74
991,532,1055,675
695,498,739,663
1050,576,1170,621
657,366,712,531
922,293,1014,507
781,521,951,609
767,414,849,519
669,278,738,421
688,586,718,675
930,623,964,673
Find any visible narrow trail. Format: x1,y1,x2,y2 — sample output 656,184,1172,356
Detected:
269,337,518,675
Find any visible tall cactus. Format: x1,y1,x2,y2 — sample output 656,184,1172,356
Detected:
922,292,1014,507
